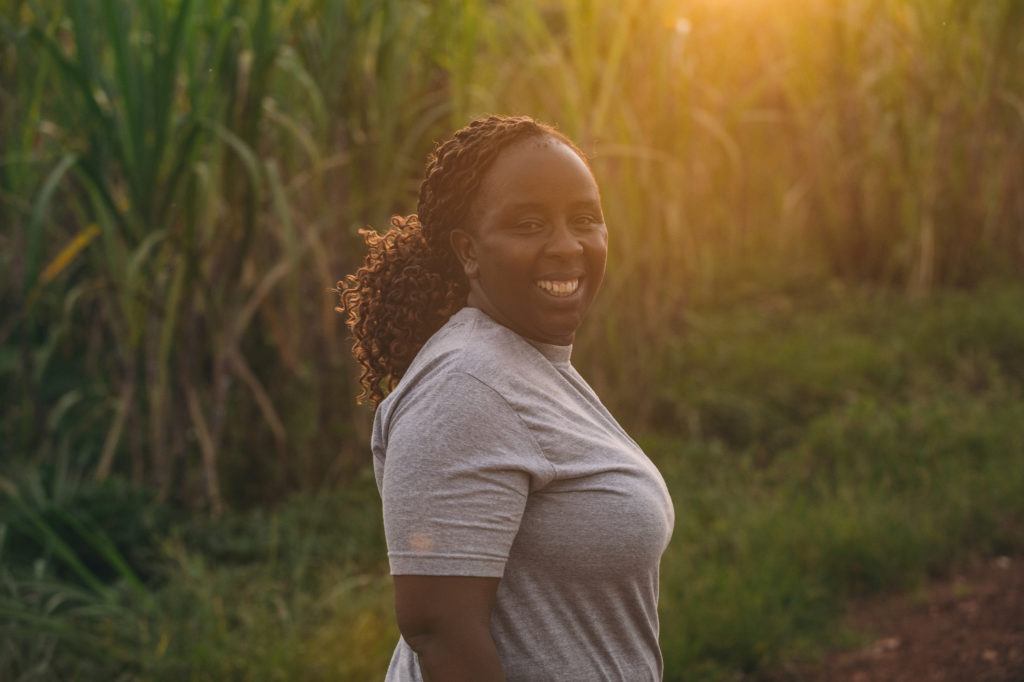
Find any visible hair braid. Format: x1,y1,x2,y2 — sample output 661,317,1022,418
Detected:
336,114,586,405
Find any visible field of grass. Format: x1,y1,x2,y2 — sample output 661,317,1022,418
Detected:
4,284,1023,680
2,0,1023,679
3,0,1022,508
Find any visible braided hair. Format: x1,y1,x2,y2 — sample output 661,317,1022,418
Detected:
336,114,587,405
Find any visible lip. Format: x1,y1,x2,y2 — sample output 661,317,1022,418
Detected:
535,272,585,280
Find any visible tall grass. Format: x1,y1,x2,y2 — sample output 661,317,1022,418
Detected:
1,0,482,510
470,0,1024,399
3,0,1022,506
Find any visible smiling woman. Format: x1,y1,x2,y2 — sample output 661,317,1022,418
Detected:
336,115,674,681
450,136,608,345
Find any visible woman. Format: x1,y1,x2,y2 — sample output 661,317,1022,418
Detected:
338,114,675,681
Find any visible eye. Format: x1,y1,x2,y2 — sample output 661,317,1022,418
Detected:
513,219,545,232
573,214,603,226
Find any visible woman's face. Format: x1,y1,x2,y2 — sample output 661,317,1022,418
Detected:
451,136,608,345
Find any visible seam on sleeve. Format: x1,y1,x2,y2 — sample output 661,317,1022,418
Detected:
389,552,506,577
455,370,559,487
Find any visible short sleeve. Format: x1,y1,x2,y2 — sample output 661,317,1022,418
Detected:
380,371,547,577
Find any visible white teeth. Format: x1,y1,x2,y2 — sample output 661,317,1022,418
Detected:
535,279,580,297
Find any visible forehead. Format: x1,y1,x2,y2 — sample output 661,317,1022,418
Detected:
473,137,600,216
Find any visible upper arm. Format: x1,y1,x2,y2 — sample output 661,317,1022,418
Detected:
393,574,500,646
380,371,545,578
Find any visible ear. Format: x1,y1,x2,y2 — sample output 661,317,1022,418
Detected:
449,229,479,279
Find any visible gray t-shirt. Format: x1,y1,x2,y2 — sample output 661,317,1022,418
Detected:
372,306,675,681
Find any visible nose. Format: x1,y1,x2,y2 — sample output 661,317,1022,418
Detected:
544,220,584,259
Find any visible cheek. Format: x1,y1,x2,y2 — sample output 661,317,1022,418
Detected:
587,236,608,266
478,248,532,287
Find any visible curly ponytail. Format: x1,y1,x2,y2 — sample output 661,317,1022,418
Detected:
336,114,586,405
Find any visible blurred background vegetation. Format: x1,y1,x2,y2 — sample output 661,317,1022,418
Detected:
1,0,1022,679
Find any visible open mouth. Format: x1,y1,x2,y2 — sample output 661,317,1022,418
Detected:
534,278,581,298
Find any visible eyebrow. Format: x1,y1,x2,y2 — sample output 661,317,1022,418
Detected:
501,199,602,213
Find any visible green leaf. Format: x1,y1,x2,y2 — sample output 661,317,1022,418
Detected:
23,153,78,296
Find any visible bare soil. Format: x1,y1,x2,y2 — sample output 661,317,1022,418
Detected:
770,556,1024,682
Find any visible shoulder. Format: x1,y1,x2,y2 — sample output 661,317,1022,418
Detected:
388,308,547,408
373,308,548,445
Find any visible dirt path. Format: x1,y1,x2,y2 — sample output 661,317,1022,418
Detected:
773,556,1024,682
